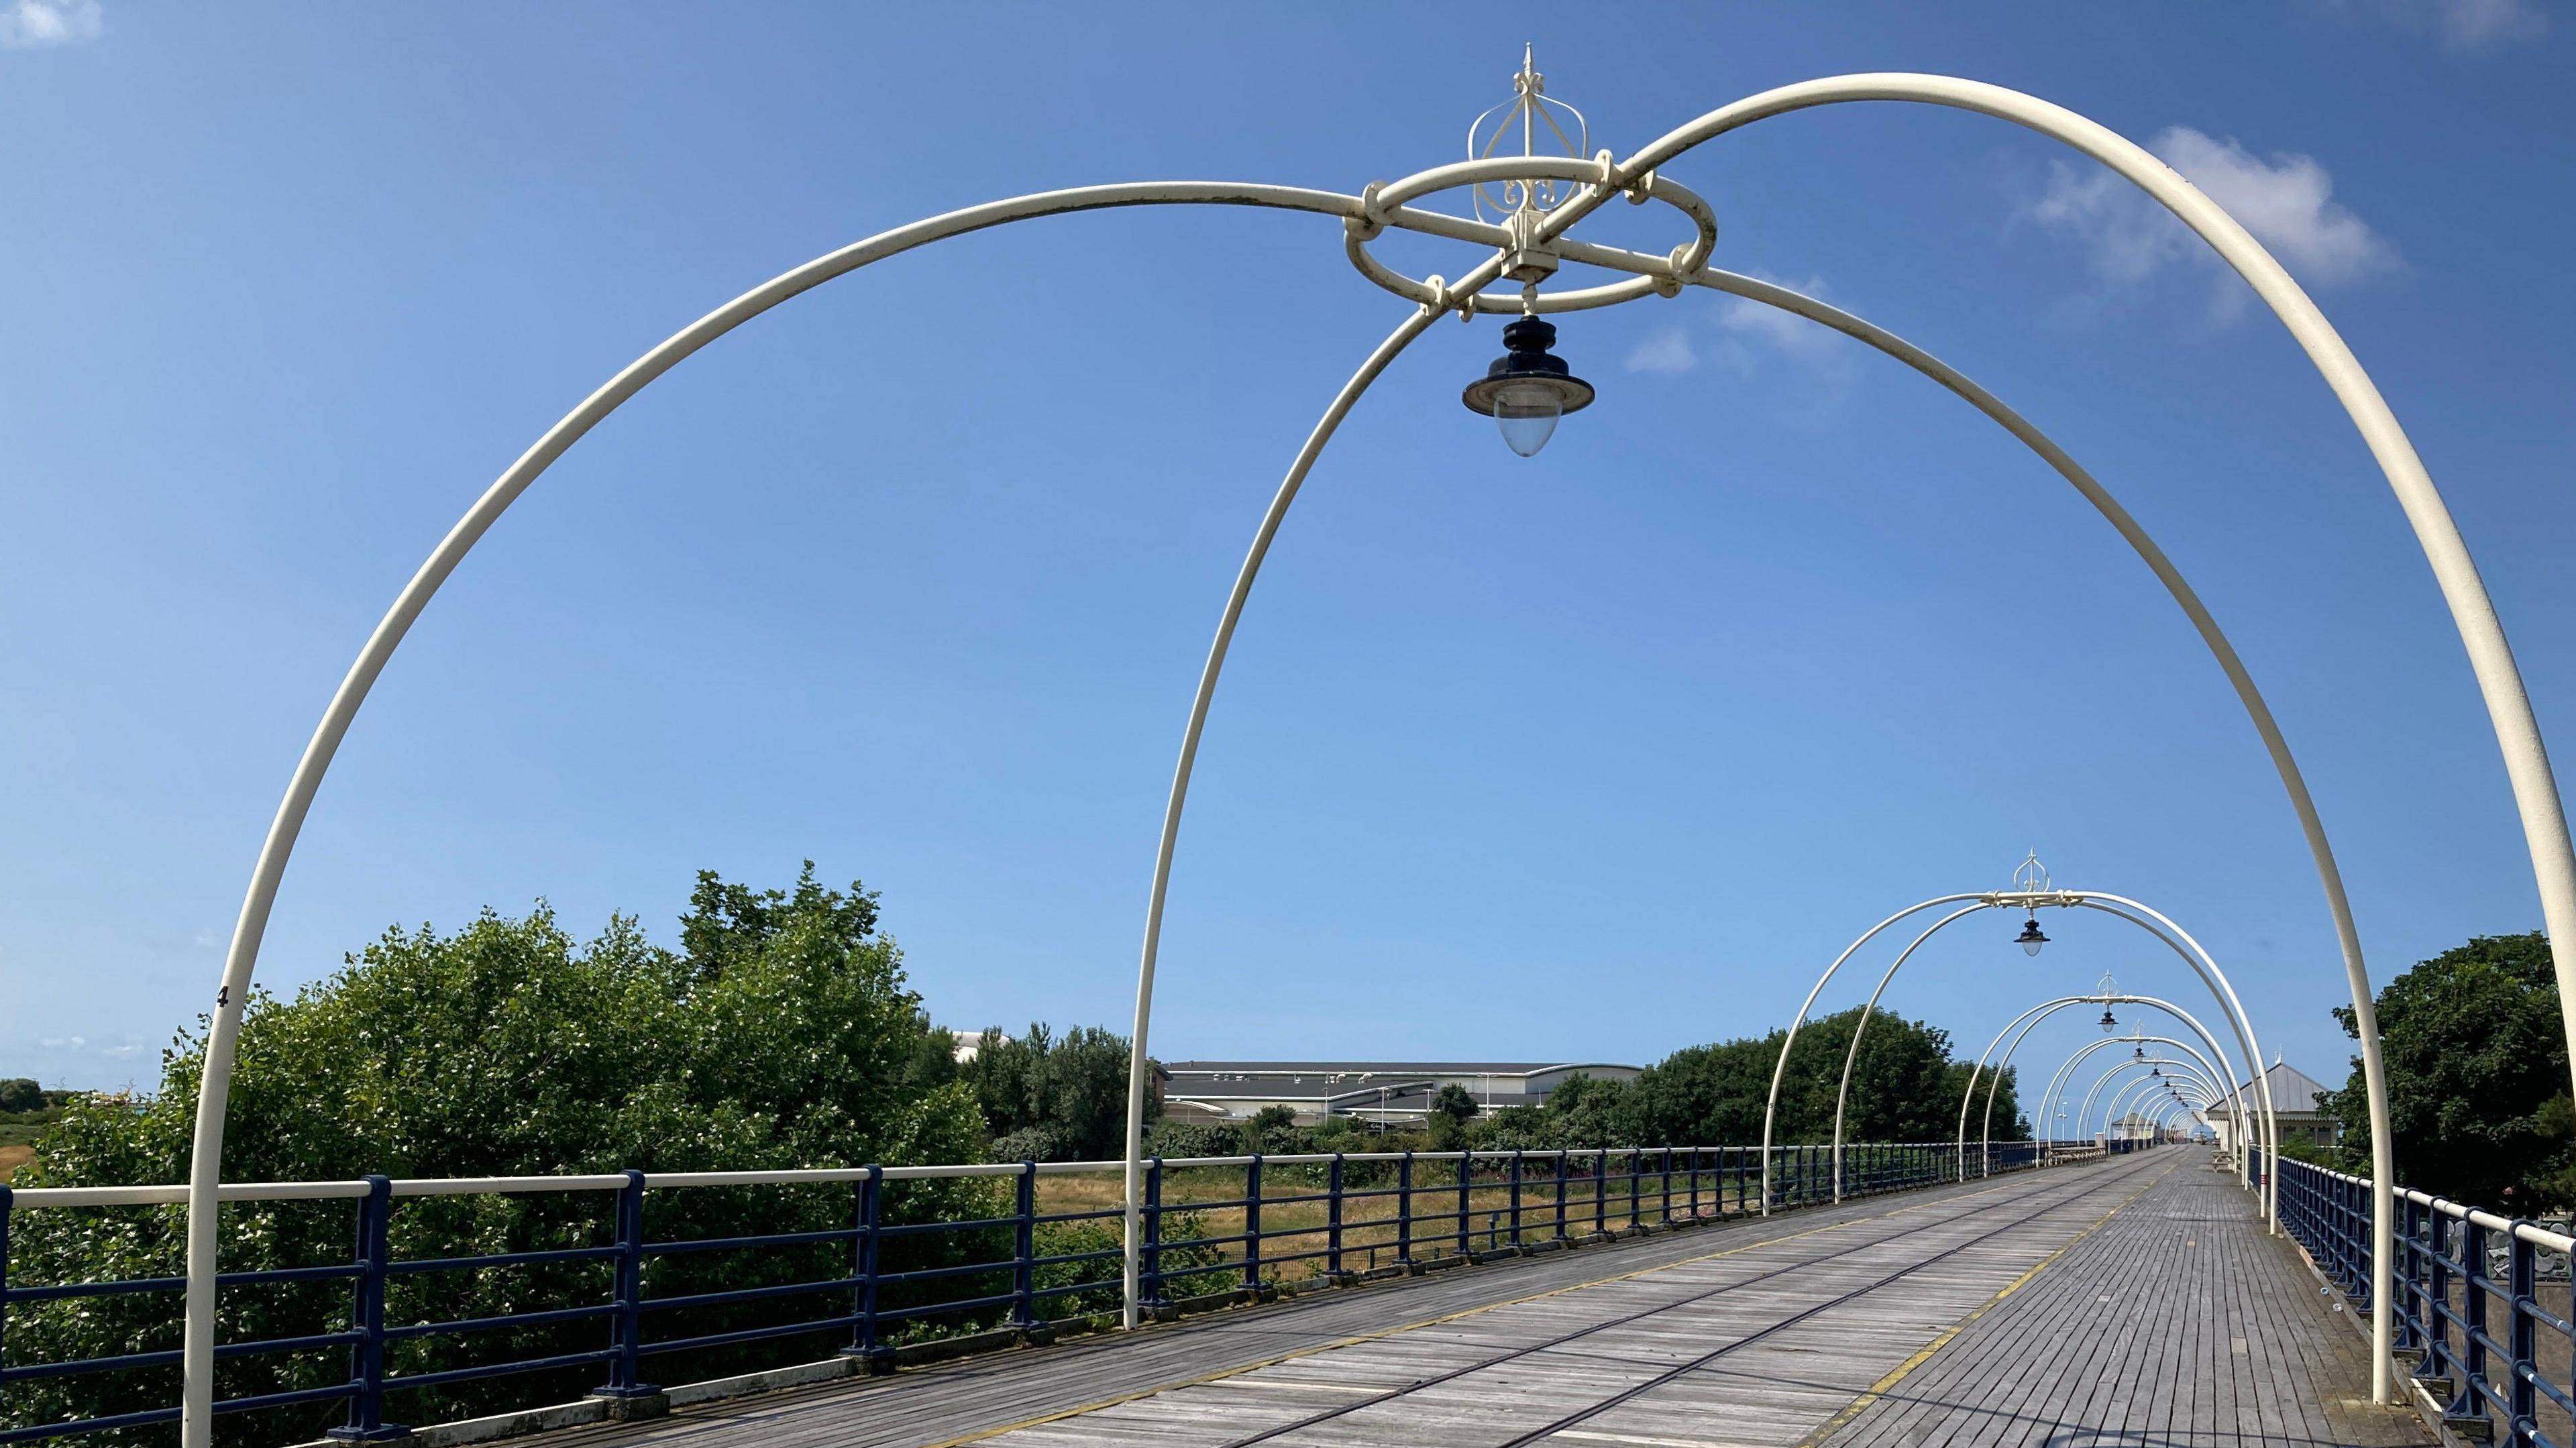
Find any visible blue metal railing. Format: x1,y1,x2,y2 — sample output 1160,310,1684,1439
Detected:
2267,1150,2576,1448
0,1139,2067,1443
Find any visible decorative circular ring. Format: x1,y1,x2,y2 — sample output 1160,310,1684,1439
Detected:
1346,155,1718,316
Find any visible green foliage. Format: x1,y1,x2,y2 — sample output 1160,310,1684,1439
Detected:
1425,1084,1479,1150
3,866,989,1446
1450,1008,2025,1152
965,1023,1152,1162
2326,931,2571,1209
0,1076,43,1112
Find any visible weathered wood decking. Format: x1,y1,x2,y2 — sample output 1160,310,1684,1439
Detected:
531,1151,2422,1448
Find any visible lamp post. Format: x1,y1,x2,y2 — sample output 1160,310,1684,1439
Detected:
170,56,2574,1433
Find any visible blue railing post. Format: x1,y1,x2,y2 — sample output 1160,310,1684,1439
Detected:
1660,1148,1674,1223
1454,1154,1471,1258
1,1185,13,1400
1553,1150,1570,1240
1234,1155,1264,1294
1625,1150,1641,1229
590,1170,660,1409
1394,1152,1415,1270
1326,1154,1346,1280
2457,1215,2492,1423
1011,1160,1039,1331
327,1175,402,1441
2422,1205,2454,1386
841,1166,890,1368
1592,1150,1609,1235
1142,1157,1167,1307
2508,1223,2537,1448
1508,1150,1523,1245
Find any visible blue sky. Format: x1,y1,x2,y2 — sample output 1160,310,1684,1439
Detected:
3,3,2570,1116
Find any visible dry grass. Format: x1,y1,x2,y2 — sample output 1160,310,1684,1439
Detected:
0,1144,32,1181
1026,1162,1760,1284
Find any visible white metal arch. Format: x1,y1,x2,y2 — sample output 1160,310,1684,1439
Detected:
175,70,2576,1430
2051,1038,2225,1144
1953,995,2265,1189
1960,998,2248,1180
2077,1051,2227,1144
1777,890,2271,1221
2092,1056,2224,1135
1977,998,2261,1180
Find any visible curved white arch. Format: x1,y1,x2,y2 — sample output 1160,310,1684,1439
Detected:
1782,889,2272,1222
1956,995,2263,1186
1625,74,2576,1397
1983,1000,2260,1178
1826,904,1988,1198
169,178,1443,1443
2091,1055,2223,1134
2106,1066,2218,1141
2082,1053,2224,1138
2052,1038,2225,1144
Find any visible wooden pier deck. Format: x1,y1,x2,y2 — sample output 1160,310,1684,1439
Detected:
533,1150,2424,1448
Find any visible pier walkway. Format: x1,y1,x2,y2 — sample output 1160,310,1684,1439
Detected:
525,1150,2418,1448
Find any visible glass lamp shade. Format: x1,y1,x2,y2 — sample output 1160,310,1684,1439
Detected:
1462,315,1594,457
1490,380,1566,456
2015,918,2049,956
2098,1009,2118,1034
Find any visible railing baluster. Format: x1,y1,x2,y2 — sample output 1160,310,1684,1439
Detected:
1243,1154,1265,1294
327,1175,400,1442
842,1165,889,1369
1660,1148,1673,1223
1592,1150,1608,1236
2509,1223,2537,1448
1626,1149,1641,1229
1143,1156,1167,1308
1554,1150,1569,1240
1327,1154,1346,1280
1395,1151,1415,1270
2460,1216,2492,1423
1012,1160,1038,1331
590,1169,660,1412
1,1186,13,1406
1455,1154,1471,1259
1509,1150,1523,1246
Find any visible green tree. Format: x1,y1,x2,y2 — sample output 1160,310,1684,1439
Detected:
1621,1007,2020,1148
5,865,987,1445
1426,1083,1479,1149
1245,1104,1300,1152
0,1076,43,1112
965,1022,1155,1161
2326,930,2570,1209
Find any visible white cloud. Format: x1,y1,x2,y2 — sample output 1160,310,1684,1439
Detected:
1625,327,1697,374
1619,274,1863,422
0,0,103,46
2021,125,2394,322
39,1035,87,1049
2321,0,2546,50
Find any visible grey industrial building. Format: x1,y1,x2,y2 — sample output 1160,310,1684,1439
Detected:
1161,1060,1642,1127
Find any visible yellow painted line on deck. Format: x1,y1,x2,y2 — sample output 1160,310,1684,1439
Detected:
1788,1156,2179,1448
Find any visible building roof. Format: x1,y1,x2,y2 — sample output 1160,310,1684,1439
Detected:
1164,1062,1634,1077
2204,1060,2337,1117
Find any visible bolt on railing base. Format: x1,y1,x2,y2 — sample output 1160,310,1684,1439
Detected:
585,1388,669,1423
836,1345,899,1376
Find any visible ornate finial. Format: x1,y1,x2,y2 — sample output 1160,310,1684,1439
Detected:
1466,45,1591,224
2011,850,2051,895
